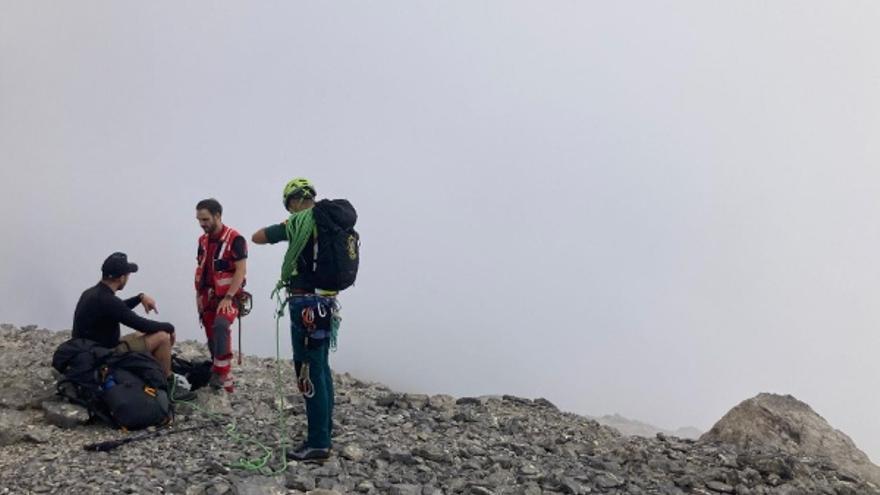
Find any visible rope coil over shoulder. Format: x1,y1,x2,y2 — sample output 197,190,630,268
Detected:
272,209,316,297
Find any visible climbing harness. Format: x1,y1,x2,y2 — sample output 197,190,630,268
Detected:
302,306,316,329
299,303,316,398
297,361,315,398
292,294,339,400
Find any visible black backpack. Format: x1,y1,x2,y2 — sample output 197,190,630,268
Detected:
53,338,114,424
171,354,212,391
100,351,172,430
312,199,360,291
53,339,172,430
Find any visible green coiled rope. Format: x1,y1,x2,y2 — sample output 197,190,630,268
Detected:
170,297,292,474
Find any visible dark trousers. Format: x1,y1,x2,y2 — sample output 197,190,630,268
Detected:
289,296,334,448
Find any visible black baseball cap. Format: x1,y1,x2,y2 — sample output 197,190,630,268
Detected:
101,252,139,278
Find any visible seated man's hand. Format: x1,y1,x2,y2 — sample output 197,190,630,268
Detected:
141,294,158,314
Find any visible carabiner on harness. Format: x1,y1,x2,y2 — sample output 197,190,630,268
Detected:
301,307,315,327
297,362,315,399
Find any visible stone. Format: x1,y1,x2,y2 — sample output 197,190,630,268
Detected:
413,446,452,463
403,394,429,410
595,473,624,489
285,473,317,491
381,447,419,465
553,475,583,494
341,444,365,462
377,393,402,407
389,484,421,495
519,463,541,476
235,476,286,495
533,398,558,410
190,389,234,415
428,394,456,410
706,481,734,493
24,429,50,444
0,409,30,446
702,393,880,485
316,478,338,490
41,400,89,428
502,395,532,406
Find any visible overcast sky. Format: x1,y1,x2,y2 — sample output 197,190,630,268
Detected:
2,1,880,461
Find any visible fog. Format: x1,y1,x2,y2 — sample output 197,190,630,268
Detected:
2,1,879,461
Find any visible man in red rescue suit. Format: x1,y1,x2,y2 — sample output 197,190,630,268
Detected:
195,198,247,393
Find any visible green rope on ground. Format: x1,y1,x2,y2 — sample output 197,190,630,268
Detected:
169,298,293,475
169,384,274,472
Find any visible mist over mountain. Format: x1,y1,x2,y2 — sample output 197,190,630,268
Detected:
3,1,880,464
590,414,701,441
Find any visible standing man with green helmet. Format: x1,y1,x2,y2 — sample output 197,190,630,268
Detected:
252,177,359,462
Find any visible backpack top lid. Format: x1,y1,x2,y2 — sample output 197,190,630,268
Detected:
314,199,357,230
52,338,112,374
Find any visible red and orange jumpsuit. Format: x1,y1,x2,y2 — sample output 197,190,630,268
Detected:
195,225,247,392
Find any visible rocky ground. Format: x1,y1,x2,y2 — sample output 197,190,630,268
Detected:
1,324,879,495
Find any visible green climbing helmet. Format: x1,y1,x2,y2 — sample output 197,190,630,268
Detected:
282,177,316,208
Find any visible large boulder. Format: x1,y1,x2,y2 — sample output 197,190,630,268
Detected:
701,393,880,485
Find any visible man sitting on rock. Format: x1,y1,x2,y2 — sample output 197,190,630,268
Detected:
72,252,194,400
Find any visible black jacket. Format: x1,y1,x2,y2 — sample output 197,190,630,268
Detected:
72,283,174,348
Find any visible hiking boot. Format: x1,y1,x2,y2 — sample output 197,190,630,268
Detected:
208,372,234,393
208,372,223,391
172,387,197,401
167,376,197,401
285,443,331,463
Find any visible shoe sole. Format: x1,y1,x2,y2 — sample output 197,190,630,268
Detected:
287,453,331,464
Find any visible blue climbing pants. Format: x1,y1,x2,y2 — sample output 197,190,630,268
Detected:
289,295,335,449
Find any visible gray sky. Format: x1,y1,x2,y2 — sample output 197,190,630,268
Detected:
2,1,880,461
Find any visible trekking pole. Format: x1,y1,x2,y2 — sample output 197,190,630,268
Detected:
83,424,205,452
235,291,252,366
